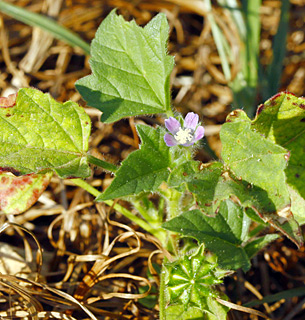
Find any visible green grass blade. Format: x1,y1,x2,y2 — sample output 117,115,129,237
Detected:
244,287,305,307
0,0,90,55
264,0,290,98
216,0,261,115
217,0,261,115
217,0,246,40
242,0,261,89
205,0,232,81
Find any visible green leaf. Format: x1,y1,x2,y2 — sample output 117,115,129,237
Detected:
0,88,91,178
221,108,302,245
244,234,279,259
168,158,302,246
138,285,158,309
0,172,52,214
97,125,171,201
169,160,273,217
163,200,252,271
165,298,228,320
288,185,305,224
204,297,229,320
221,109,290,211
252,92,305,222
244,287,305,307
164,305,205,320
168,161,237,215
75,10,174,123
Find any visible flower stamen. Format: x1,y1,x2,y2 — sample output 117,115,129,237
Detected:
174,128,193,144
164,112,205,147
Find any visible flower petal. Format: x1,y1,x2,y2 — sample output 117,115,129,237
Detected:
193,126,205,141
164,133,178,147
165,117,181,134
184,112,199,130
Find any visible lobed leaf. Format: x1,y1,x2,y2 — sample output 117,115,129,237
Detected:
252,92,305,223
169,160,279,217
220,108,303,246
0,88,91,179
221,109,290,212
76,10,174,123
97,125,171,201
163,200,252,271
168,157,302,246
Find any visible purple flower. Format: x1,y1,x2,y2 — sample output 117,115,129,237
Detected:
164,112,205,147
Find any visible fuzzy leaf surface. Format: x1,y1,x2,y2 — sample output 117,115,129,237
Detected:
244,234,279,259
163,200,253,271
0,88,91,178
169,161,275,216
0,172,52,214
97,125,171,201
220,109,302,245
168,159,302,246
164,305,206,320
75,10,174,123
221,109,290,212
165,298,228,320
252,92,305,222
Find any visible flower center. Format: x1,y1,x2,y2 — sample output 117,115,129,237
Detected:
174,128,193,144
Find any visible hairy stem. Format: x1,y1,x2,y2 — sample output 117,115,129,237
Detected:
70,179,165,240
159,263,167,320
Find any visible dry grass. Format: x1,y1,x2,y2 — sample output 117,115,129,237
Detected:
0,0,305,319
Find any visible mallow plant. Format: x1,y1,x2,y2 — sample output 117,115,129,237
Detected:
0,10,305,319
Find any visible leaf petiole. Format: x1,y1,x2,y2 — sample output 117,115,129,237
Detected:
71,178,166,241
87,154,118,173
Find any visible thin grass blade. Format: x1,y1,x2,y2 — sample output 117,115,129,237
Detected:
264,0,290,98
205,0,232,81
0,0,90,55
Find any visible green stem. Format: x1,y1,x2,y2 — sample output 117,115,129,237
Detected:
165,107,174,118
132,201,155,224
160,188,182,255
164,188,182,220
70,178,100,197
159,263,167,320
70,179,165,240
87,154,118,173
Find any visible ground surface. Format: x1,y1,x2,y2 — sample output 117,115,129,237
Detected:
0,0,305,319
